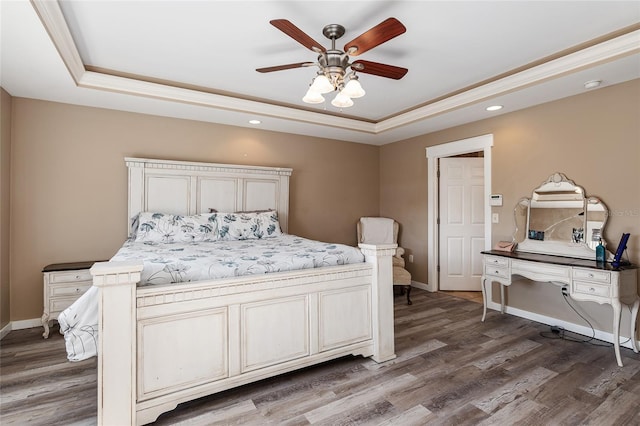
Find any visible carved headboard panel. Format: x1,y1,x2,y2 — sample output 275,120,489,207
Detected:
125,158,292,236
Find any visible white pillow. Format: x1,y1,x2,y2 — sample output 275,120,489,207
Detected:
134,212,220,243
217,210,282,240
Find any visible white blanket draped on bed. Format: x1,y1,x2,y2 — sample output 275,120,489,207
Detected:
58,234,365,361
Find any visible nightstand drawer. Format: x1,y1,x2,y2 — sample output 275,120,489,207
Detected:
50,282,92,297
573,268,611,284
49,270,93,283
50,296,84,314
573,281,611,299
42,260,102,339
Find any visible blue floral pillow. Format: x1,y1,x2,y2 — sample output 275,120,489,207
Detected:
217,210,282,240
134,212,220,243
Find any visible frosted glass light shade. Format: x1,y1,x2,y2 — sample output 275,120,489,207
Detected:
310,75,334,94
302,89,325,104
341,79,365,98
331,92,354,108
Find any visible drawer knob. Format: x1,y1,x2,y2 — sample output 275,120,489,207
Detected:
589,287,595,292
75,275,81,279
495,270,500,274
75,288,81,293
588,273,594,278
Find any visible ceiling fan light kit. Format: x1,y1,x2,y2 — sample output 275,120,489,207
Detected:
309,74,334,94
341,77,365,99
302,88,325,104
257,18,408,109
331,91,354,108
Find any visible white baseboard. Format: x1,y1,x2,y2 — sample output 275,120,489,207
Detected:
486,301,637,350
0,322,11,340
0,318,43,340
410,280,432,291
12,317,42,330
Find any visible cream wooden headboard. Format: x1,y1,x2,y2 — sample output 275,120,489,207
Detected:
125,157,292,236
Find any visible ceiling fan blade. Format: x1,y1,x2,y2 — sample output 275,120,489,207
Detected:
351,60,408,80
256,62,315,73
270,19,326,53
344,18,406,56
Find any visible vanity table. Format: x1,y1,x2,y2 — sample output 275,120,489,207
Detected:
481,250,638,367
482,173,639,367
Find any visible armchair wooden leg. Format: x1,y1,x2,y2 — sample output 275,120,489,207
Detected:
395,285,412,305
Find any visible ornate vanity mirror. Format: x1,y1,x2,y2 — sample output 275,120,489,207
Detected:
513,172,608,259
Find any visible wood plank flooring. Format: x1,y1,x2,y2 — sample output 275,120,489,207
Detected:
2,288,640,425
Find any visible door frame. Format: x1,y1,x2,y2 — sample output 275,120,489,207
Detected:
425,134,493,292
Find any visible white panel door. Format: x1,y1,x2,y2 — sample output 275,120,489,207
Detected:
439,157,485,291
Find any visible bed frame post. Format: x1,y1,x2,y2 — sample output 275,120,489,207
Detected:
91,261,144,426
359,243,398,363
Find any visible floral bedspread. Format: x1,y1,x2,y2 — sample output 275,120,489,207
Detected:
111,234,365,285
58,235,364,361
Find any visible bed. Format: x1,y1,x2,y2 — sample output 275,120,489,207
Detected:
79,157,397,425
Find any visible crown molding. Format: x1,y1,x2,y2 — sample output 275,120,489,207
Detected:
377,29,640,133
30,0,85,83
78,71,377,134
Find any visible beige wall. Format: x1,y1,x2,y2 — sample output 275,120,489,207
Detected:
1,88,11,328
7,79,640,331
9,99,379,321
381,78,640,332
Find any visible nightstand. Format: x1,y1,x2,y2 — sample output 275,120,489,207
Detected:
41,260,104,338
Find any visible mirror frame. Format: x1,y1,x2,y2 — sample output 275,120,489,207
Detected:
514,173,609,259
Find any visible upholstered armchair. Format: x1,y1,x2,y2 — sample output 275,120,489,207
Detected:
357,217,412,305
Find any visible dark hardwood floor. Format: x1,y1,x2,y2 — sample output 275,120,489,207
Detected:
2,288,640,425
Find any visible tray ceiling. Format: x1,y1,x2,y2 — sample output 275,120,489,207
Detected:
2,1,639,144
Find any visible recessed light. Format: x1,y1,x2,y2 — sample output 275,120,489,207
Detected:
584,80,602,89
248,119,261,125
486,105,503,111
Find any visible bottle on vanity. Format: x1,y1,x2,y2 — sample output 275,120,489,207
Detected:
596,239,606,263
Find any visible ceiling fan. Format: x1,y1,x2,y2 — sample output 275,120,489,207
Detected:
256,18,408,108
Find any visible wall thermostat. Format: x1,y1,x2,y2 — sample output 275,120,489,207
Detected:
490,194,503,206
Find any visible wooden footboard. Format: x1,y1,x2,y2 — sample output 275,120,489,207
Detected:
91,243,396,425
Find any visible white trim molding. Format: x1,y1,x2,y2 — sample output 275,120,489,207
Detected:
0,323,11,340
0,318,44,340
487,301,638,351
425,134,494,293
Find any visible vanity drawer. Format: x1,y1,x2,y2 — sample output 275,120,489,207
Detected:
573,268,611,284
484,265,510,279
511,260,570,279
573,281,611,299
485,256,509,267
